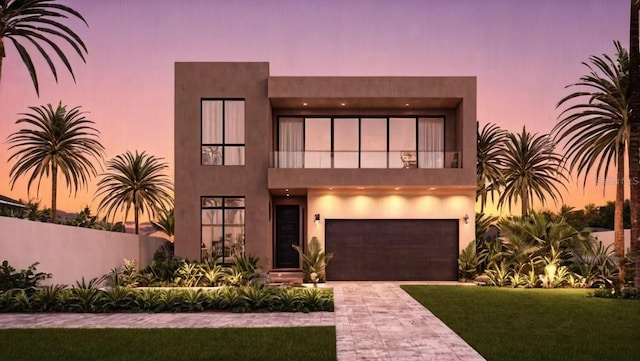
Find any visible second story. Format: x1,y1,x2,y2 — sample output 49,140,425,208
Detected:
175,62,476,193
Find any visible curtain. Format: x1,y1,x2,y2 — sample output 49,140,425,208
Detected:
224,101,245,165
278,118,303,168
418,118,444,168
202,101,222,144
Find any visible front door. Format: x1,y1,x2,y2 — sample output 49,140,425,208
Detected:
275,205,301,268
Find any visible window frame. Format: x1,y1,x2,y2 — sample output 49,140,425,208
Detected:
201,99,246,166
200,196,246,263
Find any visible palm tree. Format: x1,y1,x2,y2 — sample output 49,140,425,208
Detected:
152,206,174,241
497,127,567,217
1,0,88,96
477,122,507,213
7,103,104,222
629,0,640,287
95,151,173,235
552,41,629,282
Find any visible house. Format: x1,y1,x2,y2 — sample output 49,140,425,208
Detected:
0,194,25,217
174,62,476,281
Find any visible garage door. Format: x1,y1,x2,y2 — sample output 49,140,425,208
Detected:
325,219,458,281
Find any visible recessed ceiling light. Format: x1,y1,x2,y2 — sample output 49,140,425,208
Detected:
286,194,290,197
429,187,436,191
285,189,289,191
357,187,365,190
405,103,410,107
394,187,401,190
329,187,334,190
303,102,308,106
340,102,346,106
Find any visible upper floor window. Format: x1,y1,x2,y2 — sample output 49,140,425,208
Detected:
277,116,446,169
201,99,245,165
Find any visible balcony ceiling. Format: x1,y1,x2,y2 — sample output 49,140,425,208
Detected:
269,97,461,110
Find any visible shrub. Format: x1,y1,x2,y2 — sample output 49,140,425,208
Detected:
0,260,51,292
592,287,640,299
293,237,333,283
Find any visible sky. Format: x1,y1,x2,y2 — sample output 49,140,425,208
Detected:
0,0,632,219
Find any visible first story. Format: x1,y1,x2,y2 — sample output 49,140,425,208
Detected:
175,188,475,281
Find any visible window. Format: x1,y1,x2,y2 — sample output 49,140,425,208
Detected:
201,197,245,263
276,115,447,169
304,118,331,168
333,118,359,168
418,117,444,168
201,100,245,165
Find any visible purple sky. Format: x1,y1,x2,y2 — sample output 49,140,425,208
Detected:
0,0,630,216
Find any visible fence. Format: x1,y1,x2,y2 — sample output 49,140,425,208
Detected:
0,216,166,286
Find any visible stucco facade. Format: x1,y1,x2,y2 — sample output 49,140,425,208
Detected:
175,62,476,280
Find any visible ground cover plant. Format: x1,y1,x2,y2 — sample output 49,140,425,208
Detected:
0,258,334,313
0,327,337,361
0,283,334,313
402,285,640,361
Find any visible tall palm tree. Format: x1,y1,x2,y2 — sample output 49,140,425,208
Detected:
95,151,174,235
629,0,640,287
552,41,629,282
7,102,104,222
477,122,507,213
1,0,88,96
497,127,567,217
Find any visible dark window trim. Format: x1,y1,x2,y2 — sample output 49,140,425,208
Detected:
200,98,246,166
200,195,245,263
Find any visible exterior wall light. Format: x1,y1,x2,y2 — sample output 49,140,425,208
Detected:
463,214,469,224
314,213,321,225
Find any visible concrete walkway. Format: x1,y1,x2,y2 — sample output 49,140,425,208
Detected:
0,282,484,361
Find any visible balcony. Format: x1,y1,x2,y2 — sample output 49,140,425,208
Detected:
267,150,473,190
271,151,461,169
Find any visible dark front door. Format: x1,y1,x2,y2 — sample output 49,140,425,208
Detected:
275,205,301,268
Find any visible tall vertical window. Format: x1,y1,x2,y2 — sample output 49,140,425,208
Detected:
333,118,359,168
278,117,303,168
305,118,331,168
418,117,444,168
389,117,417,168
201,99,245,165
360,118,387,168
201,197,245,263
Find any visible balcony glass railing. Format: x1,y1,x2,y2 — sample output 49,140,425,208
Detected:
271,151,461,169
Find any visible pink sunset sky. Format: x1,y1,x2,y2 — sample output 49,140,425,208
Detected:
0,0,631,219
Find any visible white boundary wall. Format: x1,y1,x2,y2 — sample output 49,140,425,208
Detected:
0,217,165,286
592,229,631,252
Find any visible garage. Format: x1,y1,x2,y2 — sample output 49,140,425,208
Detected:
325,219,459,281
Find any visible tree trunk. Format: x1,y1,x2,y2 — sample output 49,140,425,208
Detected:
629,0,640,288
134,208,139,235
521,187,529,217
51,164,57,223
614,149,625,283
0,38,4,96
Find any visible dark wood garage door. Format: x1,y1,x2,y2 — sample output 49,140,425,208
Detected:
325,219,458,281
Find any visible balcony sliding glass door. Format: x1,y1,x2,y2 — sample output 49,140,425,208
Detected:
276,116,446,169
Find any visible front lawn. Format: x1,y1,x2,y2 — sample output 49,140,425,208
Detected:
0,327,337,361
401,285,640,361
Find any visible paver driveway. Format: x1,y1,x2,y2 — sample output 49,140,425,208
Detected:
0,282,484,360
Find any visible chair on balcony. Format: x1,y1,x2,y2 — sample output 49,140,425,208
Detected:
400,151,417,169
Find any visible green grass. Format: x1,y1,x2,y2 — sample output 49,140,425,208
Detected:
0,327,336,361
401,285,640,361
